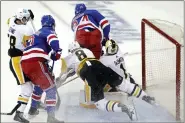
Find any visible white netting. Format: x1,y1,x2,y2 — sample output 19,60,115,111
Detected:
143,19,184,121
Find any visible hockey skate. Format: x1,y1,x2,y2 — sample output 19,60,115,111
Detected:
28,106,39,116
118,103,137,121
14,111,29,123
47,114,64,123
142,95,156,105
37,101,46,110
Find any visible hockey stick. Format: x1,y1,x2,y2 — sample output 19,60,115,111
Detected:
30,19,36,33
60,76,79,87
50,60,61,110
0,103,21,115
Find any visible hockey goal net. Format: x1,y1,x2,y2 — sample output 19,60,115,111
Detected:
141,18,184,121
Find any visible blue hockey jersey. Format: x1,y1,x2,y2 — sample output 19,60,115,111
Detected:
21,27,60,61
71,10,110,40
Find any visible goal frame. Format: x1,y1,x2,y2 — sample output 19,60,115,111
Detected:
141,18,182,121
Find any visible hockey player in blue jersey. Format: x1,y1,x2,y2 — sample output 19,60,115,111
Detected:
71,3,110,59
21,15,63,123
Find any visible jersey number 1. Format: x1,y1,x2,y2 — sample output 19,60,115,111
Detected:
75,50,87,61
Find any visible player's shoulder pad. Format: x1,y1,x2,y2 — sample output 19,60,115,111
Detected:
20,25,34,36
41,27,57,37
85,9,99,15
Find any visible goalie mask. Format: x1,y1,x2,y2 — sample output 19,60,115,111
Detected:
68,41,80,53
105,39,119,55
15,8,30,25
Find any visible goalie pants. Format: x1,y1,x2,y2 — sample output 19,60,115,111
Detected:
79,60,123,102
75,29,102,59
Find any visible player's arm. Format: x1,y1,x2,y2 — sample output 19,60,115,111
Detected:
90,10,110,45
47,32,62,61
56,54,76,85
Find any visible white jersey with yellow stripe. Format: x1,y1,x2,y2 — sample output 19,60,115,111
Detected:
7,16,34,51
100,49,129,80
61,48,96,74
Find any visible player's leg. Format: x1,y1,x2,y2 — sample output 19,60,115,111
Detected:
9,56,33,123
75,29,102,59
28,85,43,115
104,65,155,104
88,29,102,59
21,60,63,123
79,60,137,120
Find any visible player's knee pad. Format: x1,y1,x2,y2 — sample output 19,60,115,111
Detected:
45,86,57,107
17,83,33,112
118,80,147,98
94,98,122,112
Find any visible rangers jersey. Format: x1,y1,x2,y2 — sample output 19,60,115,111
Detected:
71,10,110,40
21,26,60,61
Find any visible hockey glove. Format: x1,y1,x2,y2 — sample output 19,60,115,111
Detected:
50,49,62,61
102,37,109,46
28,9,34,20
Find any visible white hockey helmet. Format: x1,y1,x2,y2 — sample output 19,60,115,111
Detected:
15,8,30,24
105,39,119,55
68,41,80,53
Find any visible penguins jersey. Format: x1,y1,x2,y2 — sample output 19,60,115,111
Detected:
61,48,95,74
7,16,34,57
100,50,129,80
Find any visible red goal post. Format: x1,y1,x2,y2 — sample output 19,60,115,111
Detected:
141,18,184,121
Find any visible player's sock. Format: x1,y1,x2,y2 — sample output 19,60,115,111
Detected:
118,79,147,98
31,86,43,108
17,95,29,112
95,98,122,112
45,86,57,115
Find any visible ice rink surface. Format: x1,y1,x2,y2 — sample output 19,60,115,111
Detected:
1,1,184,122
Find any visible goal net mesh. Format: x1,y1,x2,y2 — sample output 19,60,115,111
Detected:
142,19,184,121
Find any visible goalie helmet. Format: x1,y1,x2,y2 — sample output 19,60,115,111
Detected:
68,41,80,53
15,8,30,25
105,39,119,55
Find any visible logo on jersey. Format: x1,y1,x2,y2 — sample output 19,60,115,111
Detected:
8,27,16,34
72,20,78,31
26,35,35,47
114,57,124,66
